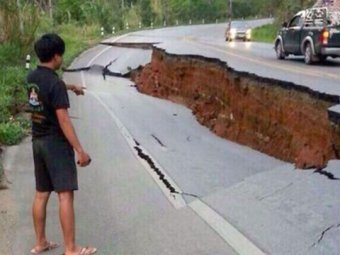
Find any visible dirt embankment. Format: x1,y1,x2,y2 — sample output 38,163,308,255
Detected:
131,48,340,169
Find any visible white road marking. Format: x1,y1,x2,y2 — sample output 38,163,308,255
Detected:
90,92,186,209
76,31,267,255
190,199,267,255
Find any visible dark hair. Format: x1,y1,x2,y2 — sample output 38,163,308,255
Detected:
34,33,65,63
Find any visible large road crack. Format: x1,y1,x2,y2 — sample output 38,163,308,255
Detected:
62,66,91,72
102,58,121,80
133,139,199,199
63,59,126,80
100,42,157,50
314,168,340,180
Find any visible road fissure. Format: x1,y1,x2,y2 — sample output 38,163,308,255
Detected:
314,168,340,180
100,42,157,50
134,145,176,193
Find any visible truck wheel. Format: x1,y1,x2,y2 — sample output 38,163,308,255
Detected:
304,43,314,65
275,41,285,60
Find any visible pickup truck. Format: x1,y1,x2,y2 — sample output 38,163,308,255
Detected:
274,7,340,64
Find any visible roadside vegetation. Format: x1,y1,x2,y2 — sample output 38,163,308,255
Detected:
251,0,316,42
0,2,101,149
252,23,278,43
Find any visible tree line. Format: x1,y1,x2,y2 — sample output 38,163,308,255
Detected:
0,0,318,48
2,0,318,30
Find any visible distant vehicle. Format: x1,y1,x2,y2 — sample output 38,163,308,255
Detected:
225,23,252,42
274,7,340,64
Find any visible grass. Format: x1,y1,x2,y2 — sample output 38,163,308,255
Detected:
0,121,26,146
252,23,278,43
0,66,29,146
57,23,101,66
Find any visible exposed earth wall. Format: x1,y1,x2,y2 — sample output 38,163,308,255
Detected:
131,48,340,169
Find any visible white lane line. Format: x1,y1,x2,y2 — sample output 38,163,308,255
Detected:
90,92,186,209
77,32,267,254
190,199,267,255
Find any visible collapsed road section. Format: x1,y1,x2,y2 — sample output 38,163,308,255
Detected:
66,41,340,169
127,46,340,169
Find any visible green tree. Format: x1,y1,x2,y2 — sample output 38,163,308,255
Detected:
54,0,123,31
0,0,39,54
272,0,315,23
138,0,155,25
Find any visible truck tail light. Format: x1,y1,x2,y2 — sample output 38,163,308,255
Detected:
320,28,329,45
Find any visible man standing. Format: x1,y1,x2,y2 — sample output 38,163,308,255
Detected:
27,33,97,255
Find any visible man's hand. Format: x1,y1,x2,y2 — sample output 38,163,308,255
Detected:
56,108,91,167
67,84,86,96
76,150,92,167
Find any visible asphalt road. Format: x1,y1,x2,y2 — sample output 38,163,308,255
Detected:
4,20,340,255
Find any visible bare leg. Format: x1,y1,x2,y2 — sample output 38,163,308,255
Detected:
32,191,51,249
58,191,97,255
58,191,79,253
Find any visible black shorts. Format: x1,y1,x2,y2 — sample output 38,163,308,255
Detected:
32,136,78,192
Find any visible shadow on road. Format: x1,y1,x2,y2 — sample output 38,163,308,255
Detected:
285,57,340,67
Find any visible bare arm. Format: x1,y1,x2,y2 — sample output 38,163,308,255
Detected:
56,108,90,166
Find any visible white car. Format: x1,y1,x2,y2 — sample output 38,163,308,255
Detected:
225,24,252,42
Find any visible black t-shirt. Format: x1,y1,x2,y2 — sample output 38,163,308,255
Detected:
26,66,70,139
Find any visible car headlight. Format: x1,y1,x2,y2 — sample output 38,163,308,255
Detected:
230,28,237,38
246,29,252,39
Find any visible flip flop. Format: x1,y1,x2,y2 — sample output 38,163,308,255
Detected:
30,241,59,254
60,246,97,255
79,247,97,255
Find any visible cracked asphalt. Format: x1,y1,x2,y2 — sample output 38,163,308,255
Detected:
2,20,340,254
